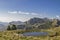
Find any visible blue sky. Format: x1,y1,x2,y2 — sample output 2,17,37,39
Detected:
0,0,60,22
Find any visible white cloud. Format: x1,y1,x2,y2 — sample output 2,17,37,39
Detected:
0,16,30,22
31,13,39,15
0,17,13,22
56,15,60,18
19,11,30,15
8,11,17,14
8,11,39,16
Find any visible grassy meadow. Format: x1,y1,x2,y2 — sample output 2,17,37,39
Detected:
0,27,60,40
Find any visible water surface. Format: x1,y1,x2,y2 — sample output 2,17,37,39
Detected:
23,32,48,36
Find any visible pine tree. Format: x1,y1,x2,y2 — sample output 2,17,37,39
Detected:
7,25,11,30
11,25,17,30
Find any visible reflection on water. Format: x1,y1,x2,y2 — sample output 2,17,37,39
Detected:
23,32,48,36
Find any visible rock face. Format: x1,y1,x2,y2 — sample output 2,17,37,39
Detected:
17,25,26,29
9,21,24,25
7,17,54,30
26,18,44,25
1,17,60,31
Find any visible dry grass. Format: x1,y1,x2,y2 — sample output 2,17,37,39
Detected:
0,27,60,40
